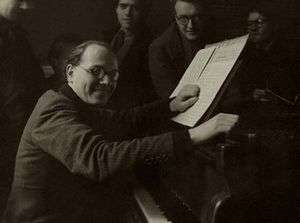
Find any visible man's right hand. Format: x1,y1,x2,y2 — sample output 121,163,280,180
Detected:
189,113,239,145
169,84,200,112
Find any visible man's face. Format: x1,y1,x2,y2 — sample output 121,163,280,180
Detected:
175,1,206,41
0,0,31,20
247,11,274,44
67,44,119,106
116,0,142,30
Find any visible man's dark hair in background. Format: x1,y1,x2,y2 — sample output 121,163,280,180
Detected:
112,0,152,19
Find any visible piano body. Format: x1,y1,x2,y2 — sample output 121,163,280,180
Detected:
132,101,299,223
132,54,299,222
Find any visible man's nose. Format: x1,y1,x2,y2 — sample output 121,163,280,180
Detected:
187,19,194,29
124,6,133,16
99,75,110,84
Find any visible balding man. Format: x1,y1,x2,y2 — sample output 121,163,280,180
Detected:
3,41,238,223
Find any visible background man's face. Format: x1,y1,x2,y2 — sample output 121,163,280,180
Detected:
247,11,274,44
67,44,118,105
116,0,142,31
175,1,206,41
0,0,31,20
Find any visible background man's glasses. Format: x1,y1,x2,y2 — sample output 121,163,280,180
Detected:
78,65,119,81
175,14,205,25
247,18,268,27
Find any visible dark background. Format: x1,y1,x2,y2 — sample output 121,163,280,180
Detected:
19,0,299,61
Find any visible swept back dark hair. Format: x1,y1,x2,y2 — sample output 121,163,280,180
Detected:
171,0,209,9
113,0,152,10
65,40,114,67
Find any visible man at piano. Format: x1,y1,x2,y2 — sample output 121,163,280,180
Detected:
2,40,239,223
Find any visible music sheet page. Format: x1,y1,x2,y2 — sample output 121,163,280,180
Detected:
171,35,248,127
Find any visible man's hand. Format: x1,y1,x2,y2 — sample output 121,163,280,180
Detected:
189,113,239,145
169,85,200,112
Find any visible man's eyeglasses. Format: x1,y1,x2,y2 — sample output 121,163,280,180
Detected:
78,65,119,81
175,14,205,25
247,18,268,27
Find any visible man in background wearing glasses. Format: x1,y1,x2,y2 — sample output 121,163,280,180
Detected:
149,0,215,99
214,2,299,222
220,2,299,112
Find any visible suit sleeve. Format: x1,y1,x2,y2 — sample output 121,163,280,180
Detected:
149,42,180,99
97,98,178,136
31,97,193,183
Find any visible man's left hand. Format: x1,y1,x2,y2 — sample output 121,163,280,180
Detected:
170,85,200,112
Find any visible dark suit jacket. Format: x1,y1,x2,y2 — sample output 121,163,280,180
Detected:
3,85,192,223
108,26,157,109
149,23,205,99
0,17,46,214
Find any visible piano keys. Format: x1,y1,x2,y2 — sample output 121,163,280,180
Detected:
134,186,171,223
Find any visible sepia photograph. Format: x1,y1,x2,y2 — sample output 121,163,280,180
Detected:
0,0,299,222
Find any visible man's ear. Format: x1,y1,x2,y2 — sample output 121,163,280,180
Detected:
66,64,74,83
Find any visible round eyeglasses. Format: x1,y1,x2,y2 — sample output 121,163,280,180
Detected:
78,65,119,81
175,14,205,25
247,18,268,27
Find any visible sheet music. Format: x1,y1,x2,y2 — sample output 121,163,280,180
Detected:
171,47,216,97
171,35,248,127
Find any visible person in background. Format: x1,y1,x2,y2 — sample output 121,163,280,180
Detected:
245,2,300,102
220,1,300,113
3,40,238,223
149,0,215,98
47,34,84,90
108,0,157,109
214,2,300,222
0,0,46,216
